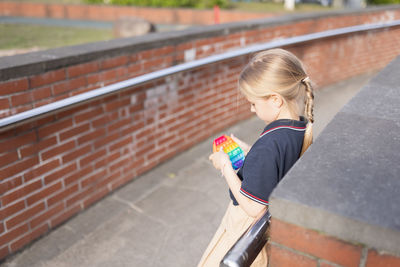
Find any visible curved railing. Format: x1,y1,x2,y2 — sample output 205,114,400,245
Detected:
220,210,271,267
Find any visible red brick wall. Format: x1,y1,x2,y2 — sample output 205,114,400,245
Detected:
2,13,400,119
268,218,400,267
1,8,400,262
0,1,276,25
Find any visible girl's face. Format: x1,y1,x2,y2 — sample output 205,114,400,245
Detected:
247,95,282,124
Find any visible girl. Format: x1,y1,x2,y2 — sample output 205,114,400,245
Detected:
198,48,314,267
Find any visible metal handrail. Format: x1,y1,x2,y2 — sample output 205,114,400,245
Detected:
1,20,400,132
220,210,271,267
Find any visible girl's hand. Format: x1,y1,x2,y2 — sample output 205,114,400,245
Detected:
209,148,231,173
231,134,251,155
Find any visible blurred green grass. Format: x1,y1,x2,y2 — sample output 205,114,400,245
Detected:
228,1,333,12
0,24,113,50
1,0,334,52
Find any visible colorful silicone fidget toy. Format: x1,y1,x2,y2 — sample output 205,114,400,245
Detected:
213,135,245,170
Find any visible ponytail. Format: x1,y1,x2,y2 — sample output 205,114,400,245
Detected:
300,77,314,157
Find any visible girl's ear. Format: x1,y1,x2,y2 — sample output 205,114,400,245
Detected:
270,94,284,108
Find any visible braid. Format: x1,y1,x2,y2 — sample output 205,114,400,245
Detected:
300,76,314,157
303,78,314,123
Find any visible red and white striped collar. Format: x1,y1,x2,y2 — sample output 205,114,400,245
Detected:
259,117,307,138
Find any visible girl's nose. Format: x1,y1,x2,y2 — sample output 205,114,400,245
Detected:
250,105,255,113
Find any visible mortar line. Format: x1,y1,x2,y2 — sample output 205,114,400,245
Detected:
359,246,368,267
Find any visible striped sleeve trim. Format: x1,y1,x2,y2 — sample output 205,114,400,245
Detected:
240,188,269,206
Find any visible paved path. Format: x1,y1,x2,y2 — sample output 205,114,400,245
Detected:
1,72,376,267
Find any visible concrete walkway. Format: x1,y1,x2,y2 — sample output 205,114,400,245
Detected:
1,72,376,267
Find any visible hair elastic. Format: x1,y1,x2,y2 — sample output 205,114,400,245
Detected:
302,77,310,83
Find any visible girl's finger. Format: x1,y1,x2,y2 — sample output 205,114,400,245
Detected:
209,153,214,161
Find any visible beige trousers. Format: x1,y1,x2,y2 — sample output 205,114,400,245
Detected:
198,201,268,267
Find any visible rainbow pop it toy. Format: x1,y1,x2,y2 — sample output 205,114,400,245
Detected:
213,135,245,170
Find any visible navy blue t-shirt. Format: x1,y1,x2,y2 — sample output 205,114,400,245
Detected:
230,117,307,206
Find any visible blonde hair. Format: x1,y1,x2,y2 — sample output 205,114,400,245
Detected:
238,48,314,156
